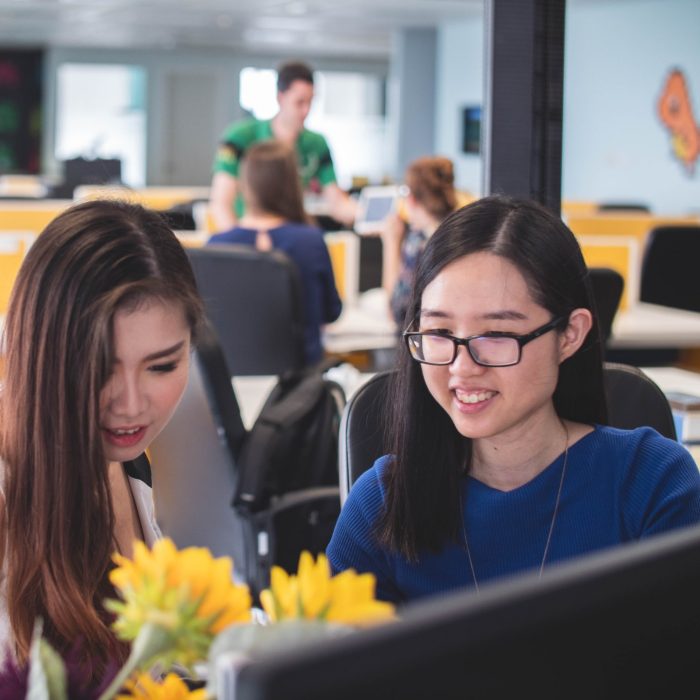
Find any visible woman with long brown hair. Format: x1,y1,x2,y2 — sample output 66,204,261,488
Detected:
0,199,204,684
207,139,342,366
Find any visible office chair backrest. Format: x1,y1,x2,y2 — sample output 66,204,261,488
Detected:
602,362,676,439
588,267,624,346
187,244,306,376
148,320,250,567
339,363,676,503
639,225,700,313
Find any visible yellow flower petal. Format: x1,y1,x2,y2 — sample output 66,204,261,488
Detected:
117,672,209,699
258,552,396,624
107,537,252,669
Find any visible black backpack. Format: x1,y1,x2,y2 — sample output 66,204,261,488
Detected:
232,368,345,596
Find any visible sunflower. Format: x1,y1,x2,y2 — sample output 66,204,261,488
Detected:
106,538,251,673
259,552,394,624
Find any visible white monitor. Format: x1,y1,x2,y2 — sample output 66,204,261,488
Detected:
353,185,401,235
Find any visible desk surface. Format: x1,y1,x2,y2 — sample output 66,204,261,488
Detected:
610,303,700,349
641,367,700,466
323,288,397,354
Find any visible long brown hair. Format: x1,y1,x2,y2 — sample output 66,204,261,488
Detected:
405,156,457,221
240,140,309,224
0,199,203,676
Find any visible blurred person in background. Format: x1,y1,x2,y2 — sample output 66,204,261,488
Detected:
210,59,356,232
380,156,457,327
208,140,342,366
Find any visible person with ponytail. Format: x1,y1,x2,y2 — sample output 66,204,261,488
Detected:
380,155,457,327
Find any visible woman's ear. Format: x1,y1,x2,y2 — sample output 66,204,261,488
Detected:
558,308,593,363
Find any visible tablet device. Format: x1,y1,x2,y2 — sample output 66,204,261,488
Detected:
353,185,401,235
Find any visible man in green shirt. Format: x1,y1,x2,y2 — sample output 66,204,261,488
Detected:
209,60,356,231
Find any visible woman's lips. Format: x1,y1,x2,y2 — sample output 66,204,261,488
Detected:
102,426,147,448
453,389,497,413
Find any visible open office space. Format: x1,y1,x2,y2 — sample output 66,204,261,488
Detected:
2,0,700,697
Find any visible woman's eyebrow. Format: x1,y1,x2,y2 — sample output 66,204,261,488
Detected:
479,310,529,321
419,309,529,321
419,308,450,320
143,340,187,362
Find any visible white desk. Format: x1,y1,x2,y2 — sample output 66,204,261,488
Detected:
323,288,397,354
641,366,700,395
641,367,700,466
609,303,700,349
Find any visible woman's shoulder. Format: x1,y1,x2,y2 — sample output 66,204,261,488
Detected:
347,455,392,504
579,424,693,465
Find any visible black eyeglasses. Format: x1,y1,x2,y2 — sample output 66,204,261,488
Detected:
403,316,568,367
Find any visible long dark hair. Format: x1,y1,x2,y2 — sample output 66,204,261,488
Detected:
378,195,607,561
240,140,309,224
0,199,203,677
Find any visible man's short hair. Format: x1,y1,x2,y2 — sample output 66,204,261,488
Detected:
277,61,314,92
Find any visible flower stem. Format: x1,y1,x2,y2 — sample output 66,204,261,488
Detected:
97,624,172,700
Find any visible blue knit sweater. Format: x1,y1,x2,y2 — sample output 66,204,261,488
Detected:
327,425,700,604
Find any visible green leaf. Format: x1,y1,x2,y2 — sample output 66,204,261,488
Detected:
27,619,68,700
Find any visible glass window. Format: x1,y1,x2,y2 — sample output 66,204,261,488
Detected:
55,63,146,187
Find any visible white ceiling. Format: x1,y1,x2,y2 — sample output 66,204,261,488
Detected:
0,0,482,58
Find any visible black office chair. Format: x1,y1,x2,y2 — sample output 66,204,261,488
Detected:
588,267,624,347
149,319,345,598
338,363,677,503
639,225,700,313
187,244,306,376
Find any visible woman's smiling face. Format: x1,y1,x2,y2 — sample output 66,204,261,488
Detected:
418,251,569,443
99,299,191,463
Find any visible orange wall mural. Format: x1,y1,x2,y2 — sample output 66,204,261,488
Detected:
658,68,700,176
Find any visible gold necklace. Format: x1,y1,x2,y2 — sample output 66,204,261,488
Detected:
462,423,570,594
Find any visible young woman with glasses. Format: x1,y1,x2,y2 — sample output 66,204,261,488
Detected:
327,195,700,604
0,200,204,687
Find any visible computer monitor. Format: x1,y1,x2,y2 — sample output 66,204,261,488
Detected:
63,156,122,186
353,185,401,235
224,523,700,699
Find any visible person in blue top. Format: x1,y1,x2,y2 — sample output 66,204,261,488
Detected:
207,139,342,366
327,195,700,605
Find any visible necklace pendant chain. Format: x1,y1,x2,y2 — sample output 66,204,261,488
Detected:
463,423,570,594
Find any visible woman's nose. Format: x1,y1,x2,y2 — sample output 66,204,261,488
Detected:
449,343,486,375
106,372,147,418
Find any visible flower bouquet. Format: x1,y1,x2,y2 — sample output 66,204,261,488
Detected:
14,538,395,699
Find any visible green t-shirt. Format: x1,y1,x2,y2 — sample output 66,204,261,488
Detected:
212,117,337,217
